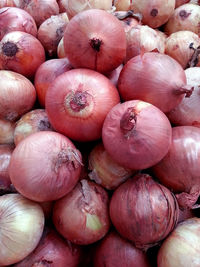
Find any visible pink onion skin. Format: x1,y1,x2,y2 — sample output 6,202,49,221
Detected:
0,7,37,41
0,193,44,266
9,131,82,202
14,228,82,267
0,119,15,144
53,179,110,245
110,174,179,249
34,58,73,107
105,64,123,87
14,109,54,146
167,67,200,127
0,0,19,8
152,126,200,209
93,231,151,267
57,37,66,58
157,217,200,267
0,31,46,78
63,9,126,73
175,0,190,7
118,52,192,113
0,70,36,122
102,100,172,170
46,68,120,142
178,208,194,223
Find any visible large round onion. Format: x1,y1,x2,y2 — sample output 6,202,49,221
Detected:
0,193,44,266
0,119,15,144
118,52,193,113
102,100,172,170
109,174,179,249
63,9,126,73
9,131,82,202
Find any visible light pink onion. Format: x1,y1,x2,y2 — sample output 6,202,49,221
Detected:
0,119,15,144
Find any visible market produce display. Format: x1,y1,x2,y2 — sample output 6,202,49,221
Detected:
0,0,200,266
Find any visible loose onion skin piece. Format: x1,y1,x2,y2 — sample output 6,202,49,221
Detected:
93,230,151,267
105,64,123,87
102,100,172,170
63,9,127,73
109,174,179,249
9,131,82,202
152,126,200,209
53,179,110,245
57,37,66,58
157,217,200,267
0,70,36,122
46,68,120,142
0,193,44,266
0,119,15,144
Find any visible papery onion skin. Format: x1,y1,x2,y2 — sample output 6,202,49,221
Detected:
105,64,123,87
118,52,191,113
46,68,120,142
113,10,141,33
0,119,15,144
102,100,172,170
93,230,151,267
0,70,36,122
57,37,66,58
53,179,110,245
63,9,126,73
0,193,44,266
9,131,82,202
0,31,45,78
0,7,37,41
14,109,54,146
157,217,200,267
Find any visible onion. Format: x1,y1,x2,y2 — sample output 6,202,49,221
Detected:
105,64,123,87
37,13,69,57
34,58,73,107
46,68,120,142
176,0,190,7
0,70,36,122
113,10,141,33
93,230,151,267
9,131,82,202
113,0,133,11
0,0,19,8
0,119,15,144
0,7,37,41
152,126,200,209
14,109,54,146
165,31,200,69
0,31,45,78
63,9,126,73
167,67,200,127
157,217,200,267
109,174,179,249
118,52,193,113
0,193,44,266
165,4,200,36
14,228,82,267
102,100,172,170
57,37,66,58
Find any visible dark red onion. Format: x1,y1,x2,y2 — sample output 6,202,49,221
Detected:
0,119,15,144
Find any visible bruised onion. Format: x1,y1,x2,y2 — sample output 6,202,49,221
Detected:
102,100,172,170
63,9,126,73
0,119,15,144
53,179,110,245
0,193,44,266
118,52,193,113
9,131,82,202
109,174,179,249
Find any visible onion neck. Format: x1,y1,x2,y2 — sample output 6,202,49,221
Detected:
120,107,137,138
2,42,18,57
174,85,194,98
187,43,200,68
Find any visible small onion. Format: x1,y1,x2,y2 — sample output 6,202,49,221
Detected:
53,179,110,245
176,0,190,7
0,193,44,266
109,174,179,249
0,119,15,144
57,37,66,58
9,131,82,202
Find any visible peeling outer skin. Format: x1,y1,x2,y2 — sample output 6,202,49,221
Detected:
176,189,200,210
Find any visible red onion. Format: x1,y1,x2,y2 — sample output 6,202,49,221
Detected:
0,70,36,121
93,230,151,267
63,9,126,73
0,193,44,266
14,109,54,146
37,13,69,57
152,126,200,209
105,64,123,87
57,37,66,58
53,179,110,245
118,52,193,113
165,3,200,36
46,69,120,142
14,228,82,267
176,0,190,7
9,131,82,202
0,7,37,41
167,67,200,127
0,119,15,144
157,217,200,267
34,58,73,107
102,100,172,170
0,31,45,78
